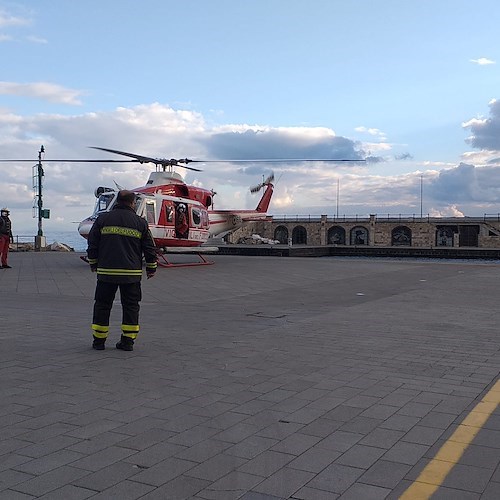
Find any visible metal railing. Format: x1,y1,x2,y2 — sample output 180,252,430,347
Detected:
271,214,432,223
11,235,36,251
370,214,429,222
272,215,323,223
484,214,500,221
271,213,500,223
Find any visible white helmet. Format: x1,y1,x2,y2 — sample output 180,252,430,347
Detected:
1,208,9,215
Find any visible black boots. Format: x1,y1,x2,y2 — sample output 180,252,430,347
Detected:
116,336,134,351
93,335,134,351
92,336,106,350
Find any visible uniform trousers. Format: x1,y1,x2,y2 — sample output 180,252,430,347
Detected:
92,280,142,339
0,234,10,266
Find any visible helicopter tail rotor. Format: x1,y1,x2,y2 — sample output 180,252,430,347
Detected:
250,172,275,193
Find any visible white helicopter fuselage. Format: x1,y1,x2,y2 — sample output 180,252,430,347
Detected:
78,190,211,248
78,171,274,248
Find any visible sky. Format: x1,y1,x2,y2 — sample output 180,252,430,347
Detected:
2,0,500,234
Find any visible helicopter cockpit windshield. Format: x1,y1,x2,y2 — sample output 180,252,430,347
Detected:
93,192,116,216
134,194,145,216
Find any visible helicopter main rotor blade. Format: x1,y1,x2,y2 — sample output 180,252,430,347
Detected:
0,159,140,163
192,159,365,163
0,158,363,164
90,147,162,164
90,148,364,165
1,149,364,167
89,147,203,172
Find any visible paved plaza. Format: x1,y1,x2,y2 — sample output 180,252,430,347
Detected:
0,251,499,499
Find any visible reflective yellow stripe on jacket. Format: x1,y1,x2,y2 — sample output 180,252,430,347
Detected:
97,268,143,276
101,226,142,238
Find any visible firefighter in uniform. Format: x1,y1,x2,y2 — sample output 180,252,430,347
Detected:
0,208,14,268
87,190,157,351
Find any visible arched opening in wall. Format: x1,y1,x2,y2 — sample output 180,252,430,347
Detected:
459,225,479,247
350,226,369,245
392,226,412,246
436,226,456,247
328,226,346,245
292,225,307,244
274,226,289,244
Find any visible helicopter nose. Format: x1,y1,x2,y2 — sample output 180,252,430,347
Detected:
78,218,94,238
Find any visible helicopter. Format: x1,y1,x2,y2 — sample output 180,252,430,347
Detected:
76,148,276,256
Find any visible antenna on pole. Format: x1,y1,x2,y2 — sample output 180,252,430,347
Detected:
336,178,340,218
420,174,423,218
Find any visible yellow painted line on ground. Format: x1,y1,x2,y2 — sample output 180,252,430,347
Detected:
400,379,500,499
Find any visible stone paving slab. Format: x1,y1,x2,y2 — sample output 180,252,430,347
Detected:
0,252,499,499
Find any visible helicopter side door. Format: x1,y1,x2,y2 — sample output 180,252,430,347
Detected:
158,199,177,240
174,202,189,239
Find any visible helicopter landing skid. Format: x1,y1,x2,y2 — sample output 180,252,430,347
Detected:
79,250,215,268
156,247,217,268
156,252,214,268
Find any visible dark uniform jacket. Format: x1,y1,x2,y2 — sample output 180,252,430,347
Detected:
0,216,12,241
87,204,157,283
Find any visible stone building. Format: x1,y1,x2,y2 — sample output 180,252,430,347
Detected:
226,215,500,248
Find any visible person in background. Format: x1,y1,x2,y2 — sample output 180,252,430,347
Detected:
87,190,157,351
0,208,13,269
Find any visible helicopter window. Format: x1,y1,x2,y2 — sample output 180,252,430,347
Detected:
201,210,209,227
94,193,115,214
166,205,174,223
145,202,155,224
192,207,201,226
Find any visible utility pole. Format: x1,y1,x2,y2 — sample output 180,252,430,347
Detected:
33,145,49,250
37,145,44,237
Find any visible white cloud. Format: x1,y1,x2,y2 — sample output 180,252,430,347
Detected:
272,188,294,209
355,126,387,139
0,82,84,105
0,8,31,28
363,142,392,153
26,35,47,44
203,126,365,162
469,57,495,65
0,6,45,44
395,153,413,160
429,205,465,217
463,98,500,151
460,149,497,165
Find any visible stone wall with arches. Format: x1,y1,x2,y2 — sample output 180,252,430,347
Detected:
228,215,500,249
